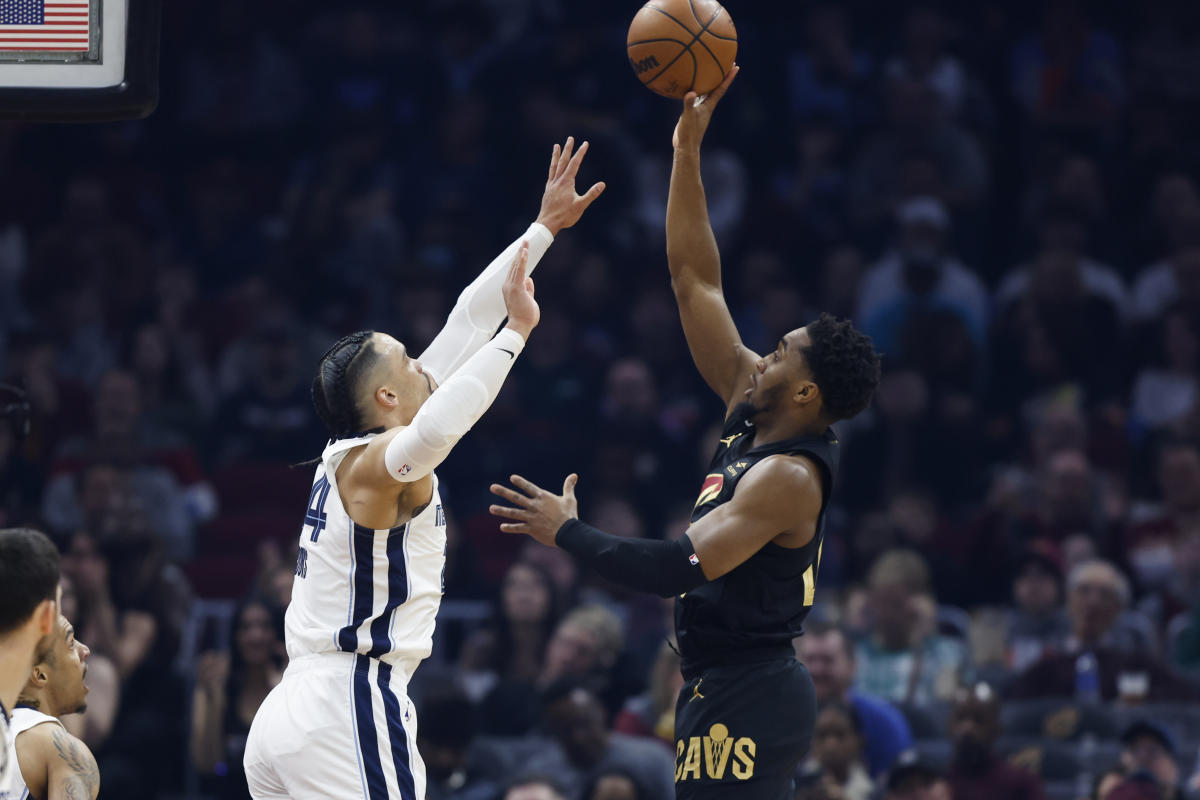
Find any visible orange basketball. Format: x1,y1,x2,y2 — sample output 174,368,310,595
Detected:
626,0,737,99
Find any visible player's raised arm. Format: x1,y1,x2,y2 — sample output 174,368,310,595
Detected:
418,137,605,385
488,455,821,597
352,244,540,492
666,66,758,413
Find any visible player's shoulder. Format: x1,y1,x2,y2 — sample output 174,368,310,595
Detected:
739,453,822,499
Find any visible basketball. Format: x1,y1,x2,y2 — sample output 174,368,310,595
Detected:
626,0,737,99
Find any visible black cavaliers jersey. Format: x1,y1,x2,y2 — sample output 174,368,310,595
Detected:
675,405,839,675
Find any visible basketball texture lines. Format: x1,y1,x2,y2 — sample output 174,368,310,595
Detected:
626,0,737,99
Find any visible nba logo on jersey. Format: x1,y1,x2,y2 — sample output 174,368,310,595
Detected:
399,464,412,476
689,553,700,566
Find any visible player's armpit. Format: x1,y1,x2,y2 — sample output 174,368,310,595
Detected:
686,455,823,581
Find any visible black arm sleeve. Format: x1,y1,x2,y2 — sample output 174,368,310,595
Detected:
555,519,708,598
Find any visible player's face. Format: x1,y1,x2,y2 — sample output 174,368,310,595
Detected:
744,328,816,416
372,333,437,407
44,615,89,715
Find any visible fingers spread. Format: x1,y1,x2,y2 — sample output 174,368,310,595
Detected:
490,483,531,505
489,504,529,520
558,137,575,177
581,182,606,205
566,140,589,179
510,474,542,496
548,142,561,181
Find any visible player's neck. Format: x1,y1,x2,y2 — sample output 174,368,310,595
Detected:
15,692,48,715
752,415,827,447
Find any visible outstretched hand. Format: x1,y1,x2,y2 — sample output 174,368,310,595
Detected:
535,137,607,237
502,242,539,337
489,473,579,547
673,65,739,153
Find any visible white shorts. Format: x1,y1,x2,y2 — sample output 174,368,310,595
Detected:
244,652,426,800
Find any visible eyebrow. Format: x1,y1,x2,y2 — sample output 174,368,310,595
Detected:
64,626,74,640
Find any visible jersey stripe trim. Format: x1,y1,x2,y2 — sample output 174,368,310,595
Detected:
378,662,417,799
338,524,377,653
353,655,388,800
367,524,410,659
348,657,370,800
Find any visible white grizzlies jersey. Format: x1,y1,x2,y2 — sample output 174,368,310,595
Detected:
0,706,63,800
285,434,448,674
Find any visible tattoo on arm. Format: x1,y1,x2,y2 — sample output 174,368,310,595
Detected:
51,726,99,800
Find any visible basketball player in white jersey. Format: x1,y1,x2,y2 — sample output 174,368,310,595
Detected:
1,614,97,800
244,138,604,800
0,529,60,797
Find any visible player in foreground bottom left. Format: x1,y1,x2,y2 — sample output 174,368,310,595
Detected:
2,613,98,800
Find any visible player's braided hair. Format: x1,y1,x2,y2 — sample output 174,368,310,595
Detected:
802,313,881,422
311,330,382,439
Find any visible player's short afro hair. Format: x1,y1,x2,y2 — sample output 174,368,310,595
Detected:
801,313,881,421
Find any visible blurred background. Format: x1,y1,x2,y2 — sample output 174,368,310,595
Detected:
3,0,1200,798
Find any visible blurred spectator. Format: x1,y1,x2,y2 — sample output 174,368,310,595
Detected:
1005,547,1071,673
1009,0,1124,134
191,597,285,798
503,774,568,800
992,245,1124,410
1009,560,1197,701
1126,439,1200,598
856,196,988,360
522,680,675,800
420,686,506,800
1132,204,1200,322
947,682,1046,800
849,77,989,232
0,385,40,527
796,622,913,777
1131,310,1200,434
581,770,646,800
613,640,680,751
1118,721,1184,800
459,560,564,701
883,7,972,120
785,3,875,131
480,605,624,736
854,549,970,705
884,753,950,800
176,0,305,137
802,701,874,800
214,319,327,465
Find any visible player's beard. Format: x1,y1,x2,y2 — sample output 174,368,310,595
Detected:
737,383,784,421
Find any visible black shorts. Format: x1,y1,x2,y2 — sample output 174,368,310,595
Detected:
673,657,816,800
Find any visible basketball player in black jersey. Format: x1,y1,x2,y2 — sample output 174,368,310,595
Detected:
490,67,881,800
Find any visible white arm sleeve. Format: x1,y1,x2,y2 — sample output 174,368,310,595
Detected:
385,327,526,482
418,222,554,385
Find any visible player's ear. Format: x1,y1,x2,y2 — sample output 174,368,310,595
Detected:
34,598,55,637
375,385,398,409
793,381,819,407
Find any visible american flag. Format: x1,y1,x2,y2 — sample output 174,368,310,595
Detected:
0,0,91,52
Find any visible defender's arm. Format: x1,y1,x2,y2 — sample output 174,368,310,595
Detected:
419,138,604,385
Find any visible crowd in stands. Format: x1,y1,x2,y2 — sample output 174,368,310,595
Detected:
4,0,1200,798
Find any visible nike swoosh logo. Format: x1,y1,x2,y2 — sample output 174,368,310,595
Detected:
499,348,515,360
